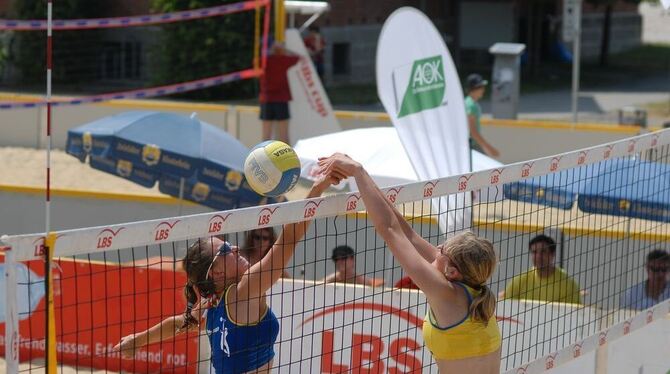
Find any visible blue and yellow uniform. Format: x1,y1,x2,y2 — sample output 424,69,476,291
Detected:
205,284,280,374
422,282,501,360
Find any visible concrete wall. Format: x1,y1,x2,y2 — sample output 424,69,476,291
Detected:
0,96,645,164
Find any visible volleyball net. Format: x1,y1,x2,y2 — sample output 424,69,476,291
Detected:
0,0,271,109
2,129,670,373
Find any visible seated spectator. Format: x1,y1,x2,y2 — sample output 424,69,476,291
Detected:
241,228,291,278
501,234,581,304
620,249,670,310
322,245,384,287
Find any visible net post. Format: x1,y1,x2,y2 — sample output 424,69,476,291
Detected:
274,0,285,42
2,239,19,374
45,232,57,374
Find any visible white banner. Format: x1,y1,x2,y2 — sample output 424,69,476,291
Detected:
285,28,341,146
376,7,472,235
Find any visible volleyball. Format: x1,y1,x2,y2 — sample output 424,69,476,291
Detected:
244,140,301,197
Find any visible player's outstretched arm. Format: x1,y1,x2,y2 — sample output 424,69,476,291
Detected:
112,300,206,358
318,154,446,297
239,173,341,299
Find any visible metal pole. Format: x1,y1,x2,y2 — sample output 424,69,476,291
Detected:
571,0,582,123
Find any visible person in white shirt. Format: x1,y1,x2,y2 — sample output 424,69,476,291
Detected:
620,249,670,310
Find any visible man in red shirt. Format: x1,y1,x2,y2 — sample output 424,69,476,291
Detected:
259,41,302,143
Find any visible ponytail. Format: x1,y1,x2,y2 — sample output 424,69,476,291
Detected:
180,283,200,330
469,284,496,324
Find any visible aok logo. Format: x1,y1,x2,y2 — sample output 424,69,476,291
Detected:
301,303,425,374
458,175,472,192
154,220,180,242
598,332,607,346
208,213,232,234
572,343,583,358
623,320,632,335
490,169,504,185
258,207,279,226
398,55,446,118
545,353,558,370
627,140,637,153
346,194,361,212
304,200,324,219
96,227,125,249
603,145,614,159
577,150,589,165
423,181,438,198
550,156,562,172
646,310,654,324
385,187,403,204
521,163,534,178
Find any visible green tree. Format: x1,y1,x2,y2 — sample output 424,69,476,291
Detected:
11,0,106,85
150,0,258,100
585,0,642,67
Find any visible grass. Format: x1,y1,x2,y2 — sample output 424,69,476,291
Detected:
609,43,670,71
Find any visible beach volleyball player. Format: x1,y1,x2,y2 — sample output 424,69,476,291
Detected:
318,153,502,373
112,173,341,373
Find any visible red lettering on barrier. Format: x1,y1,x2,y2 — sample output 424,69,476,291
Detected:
304,207,316,218
388,338,422,374
321,330,349,373
351,333,384,374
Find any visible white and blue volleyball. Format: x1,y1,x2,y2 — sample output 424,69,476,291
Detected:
244,140,301,197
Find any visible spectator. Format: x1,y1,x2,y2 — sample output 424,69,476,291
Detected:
241,228,291,278
620,249,670,310
303,25,326,80
465,74,499,158
502,234,581,304
259,41,302,143
322,245,384,287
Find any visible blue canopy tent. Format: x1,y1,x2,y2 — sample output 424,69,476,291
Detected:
66,111,274,212
504,158,670,222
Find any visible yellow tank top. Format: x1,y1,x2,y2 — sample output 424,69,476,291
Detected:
422,282,501,360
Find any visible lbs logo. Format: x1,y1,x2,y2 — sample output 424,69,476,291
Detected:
603,145,614,160
521,163,534,178
385,188,403,204
208,213,232,234
304,200,323,219
458,175,472,192
258,207,279,226
346,194,361,212
154,220,180,242
577,151,589,165
301,303,424,373
550,157,562,172
572,343,583,358
489,169,504,185
423,181,438,198
96,227,125,249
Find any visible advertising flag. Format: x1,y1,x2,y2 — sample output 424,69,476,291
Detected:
376,7,472,233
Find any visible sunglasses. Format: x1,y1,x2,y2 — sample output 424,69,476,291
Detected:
252,234,272,241
206,242,233,281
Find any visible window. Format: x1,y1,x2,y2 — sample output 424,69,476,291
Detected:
332,42,350,75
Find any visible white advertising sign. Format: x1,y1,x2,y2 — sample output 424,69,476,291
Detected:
285,28,341,146
562,0,582,42
376,7,472,234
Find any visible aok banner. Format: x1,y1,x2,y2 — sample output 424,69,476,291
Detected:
2,255,601,373
376,7,472,235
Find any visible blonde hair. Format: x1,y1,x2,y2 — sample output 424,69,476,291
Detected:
443,232,497,324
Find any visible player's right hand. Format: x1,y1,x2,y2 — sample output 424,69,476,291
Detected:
112,334,140,359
